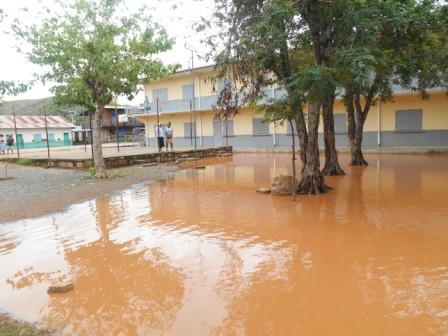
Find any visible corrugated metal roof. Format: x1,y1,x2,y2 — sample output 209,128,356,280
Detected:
0,115,75,129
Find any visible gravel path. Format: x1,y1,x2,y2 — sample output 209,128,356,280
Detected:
0,163,177,223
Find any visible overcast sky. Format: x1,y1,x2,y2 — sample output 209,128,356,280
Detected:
0,0,215,103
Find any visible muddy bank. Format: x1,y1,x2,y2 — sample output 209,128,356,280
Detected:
0,314,52,335
0,164,177,223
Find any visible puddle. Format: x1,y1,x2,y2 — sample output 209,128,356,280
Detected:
1,153,448,335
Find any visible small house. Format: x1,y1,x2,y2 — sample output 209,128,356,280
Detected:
0,115,75,149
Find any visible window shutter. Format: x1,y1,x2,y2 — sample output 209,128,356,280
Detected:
334,114,346,133
223,120,234,136
152,89,159,102
396,111,409,131
159,88,168,102
396,109,422,131
182,84,194,100
408,110,422,130
184,122,197,137
253,118,269,135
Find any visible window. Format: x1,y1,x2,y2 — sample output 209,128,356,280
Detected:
395,109,422,131
334,114,347,133
182,84,194,100
217,78,229,91
152,88,168,103
184,122,197,138
252,118,269,135
274,87,287,99
33,134,42,143
223,119,234,136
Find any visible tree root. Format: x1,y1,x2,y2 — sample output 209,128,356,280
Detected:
322,162,346,176
298,175,330,194
95,171,108,179
349,154,368,166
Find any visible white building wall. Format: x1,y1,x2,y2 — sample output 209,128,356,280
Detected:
0,128,72,142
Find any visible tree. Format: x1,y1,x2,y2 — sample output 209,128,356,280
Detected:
13,0,177,178
0,81,29,103
203,0,331,194
295,0,348,176
335,0,447,165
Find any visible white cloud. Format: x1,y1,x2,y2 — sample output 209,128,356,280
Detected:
0,0,215,103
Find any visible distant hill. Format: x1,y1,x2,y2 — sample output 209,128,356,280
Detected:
0,98,53,116
0,98,84,124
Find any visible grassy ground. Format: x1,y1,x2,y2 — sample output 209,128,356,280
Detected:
0,315,52,336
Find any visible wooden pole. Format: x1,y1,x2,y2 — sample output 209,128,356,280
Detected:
83,112,87,152
43,105,51,160
225,116,228,146
115,103,120,152
89,112,94,160
12,107,20,159
156,98,160,153
189,100,193,146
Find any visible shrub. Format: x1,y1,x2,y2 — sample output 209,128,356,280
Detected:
16,158,34,166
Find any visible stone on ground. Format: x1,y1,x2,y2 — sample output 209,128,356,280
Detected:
256,188,271,194
271,175,298,196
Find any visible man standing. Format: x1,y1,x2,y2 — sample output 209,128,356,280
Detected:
6,135,14,154
155,123,165,151
0,134,5,154
165,121,174,151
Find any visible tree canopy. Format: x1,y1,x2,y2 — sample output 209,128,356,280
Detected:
13,0,178,177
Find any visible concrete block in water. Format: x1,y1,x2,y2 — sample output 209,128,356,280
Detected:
47,282,74,294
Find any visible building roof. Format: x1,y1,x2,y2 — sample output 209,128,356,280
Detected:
140,64,215,84
0,115,75,129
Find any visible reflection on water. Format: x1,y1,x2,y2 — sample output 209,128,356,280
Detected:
1,153,448,335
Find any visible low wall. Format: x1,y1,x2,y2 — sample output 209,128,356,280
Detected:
17,146,233,169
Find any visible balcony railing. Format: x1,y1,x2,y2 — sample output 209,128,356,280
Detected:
79,117,143,129
131,88,288,115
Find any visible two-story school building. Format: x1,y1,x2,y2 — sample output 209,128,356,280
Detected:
133,65,448,149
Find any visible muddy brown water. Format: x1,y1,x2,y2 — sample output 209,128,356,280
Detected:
1,153,447,335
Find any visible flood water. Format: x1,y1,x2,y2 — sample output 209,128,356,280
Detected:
1,153,448,335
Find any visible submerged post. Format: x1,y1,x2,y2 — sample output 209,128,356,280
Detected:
12,107,20,159
83,113,87,152
43,105,51,160
89,112,94,160
156,98,160,153
115,103,120,152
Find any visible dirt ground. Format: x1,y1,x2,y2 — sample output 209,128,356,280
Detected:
0,163,178,223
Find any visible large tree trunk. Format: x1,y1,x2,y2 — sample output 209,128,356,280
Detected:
294,111,308,173
321,93,345,176
92,106,108,178
298,101,329,194
350,122,368,166
347,95,368,166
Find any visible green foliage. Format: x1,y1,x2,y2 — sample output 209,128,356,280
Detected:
203,0,313,125
334,0,446,102
88,166,96,177
0,81,29,104
13,0,179,110
16,158,34,166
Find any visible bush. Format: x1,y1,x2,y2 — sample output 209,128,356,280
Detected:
16,158,34,166
88,167,96,177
